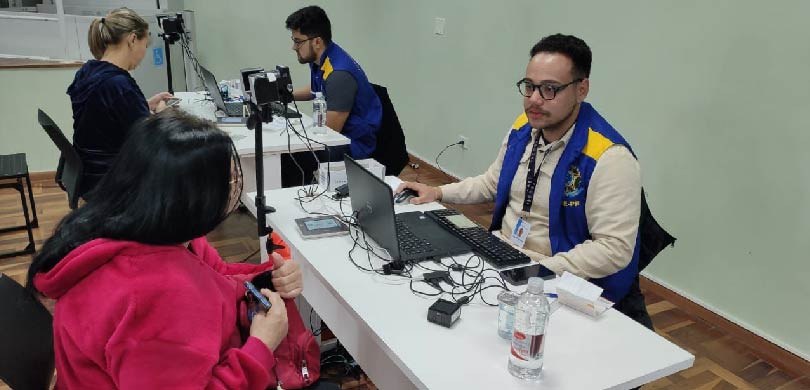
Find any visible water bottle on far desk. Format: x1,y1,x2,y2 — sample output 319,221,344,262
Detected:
312,92,327,135
508,277,550,381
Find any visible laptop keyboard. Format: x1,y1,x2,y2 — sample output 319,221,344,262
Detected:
425,209,531,268
395,217,433,256
224,101,244,116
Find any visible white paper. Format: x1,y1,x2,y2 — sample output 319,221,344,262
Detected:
558,271,603,302
556,271,613,317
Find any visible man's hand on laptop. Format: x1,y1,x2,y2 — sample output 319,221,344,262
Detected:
395,182,442,205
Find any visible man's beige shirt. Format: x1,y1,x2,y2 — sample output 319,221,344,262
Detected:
440,123,641,279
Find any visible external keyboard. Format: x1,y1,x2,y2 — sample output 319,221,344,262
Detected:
395,217,433,255
425,209,531,268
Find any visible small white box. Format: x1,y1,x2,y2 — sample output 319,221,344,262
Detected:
318,158,386,192
556,272,614,317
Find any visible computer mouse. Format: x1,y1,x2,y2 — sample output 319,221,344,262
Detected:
394,188,418,204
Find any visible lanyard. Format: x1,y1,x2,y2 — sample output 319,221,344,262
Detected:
522,133,554,216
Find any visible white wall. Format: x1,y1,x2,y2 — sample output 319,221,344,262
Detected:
0,3,197,173
183,0,810,360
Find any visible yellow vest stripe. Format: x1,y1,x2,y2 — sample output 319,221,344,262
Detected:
582,127,614,160
511,112,528,130
321,58,334,80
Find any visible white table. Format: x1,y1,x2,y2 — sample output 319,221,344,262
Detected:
174,92,350,204
245,186,694,390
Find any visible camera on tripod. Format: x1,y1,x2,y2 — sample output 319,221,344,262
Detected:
240,65,294,107
156,13,186,44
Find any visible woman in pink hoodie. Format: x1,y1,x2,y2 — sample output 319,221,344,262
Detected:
27,109,303,389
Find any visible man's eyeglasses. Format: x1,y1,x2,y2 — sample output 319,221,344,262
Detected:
516,78,583,100
292,36,318,49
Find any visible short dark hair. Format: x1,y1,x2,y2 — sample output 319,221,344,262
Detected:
285,5,332,43
27,109,241,292
530,34,591,79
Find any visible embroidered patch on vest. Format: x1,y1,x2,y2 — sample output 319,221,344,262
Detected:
564,165,583,199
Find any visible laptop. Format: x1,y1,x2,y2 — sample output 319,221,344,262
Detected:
344,155,471,262
201,66,302,125
200,66,245,116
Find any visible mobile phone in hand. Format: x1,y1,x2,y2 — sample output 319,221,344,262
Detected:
166,97,182,107
244,280,272,310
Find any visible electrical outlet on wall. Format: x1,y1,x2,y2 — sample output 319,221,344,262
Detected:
458,135,469,150
434,17,446,35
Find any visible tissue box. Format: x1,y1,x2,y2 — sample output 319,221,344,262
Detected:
318,158,386,191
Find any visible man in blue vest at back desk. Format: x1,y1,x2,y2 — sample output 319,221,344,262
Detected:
286,5,382,160
397,34,652,328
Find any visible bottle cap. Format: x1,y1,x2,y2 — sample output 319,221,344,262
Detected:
526,277,544,294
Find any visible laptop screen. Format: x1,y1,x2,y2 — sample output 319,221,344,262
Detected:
199,66,227,112
344,156,401,260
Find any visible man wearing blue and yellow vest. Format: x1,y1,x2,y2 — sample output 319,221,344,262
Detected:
285,5,382,159
397,34,652,328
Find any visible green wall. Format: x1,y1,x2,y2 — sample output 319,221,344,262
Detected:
184,0,810,359
0,68,75,172
4,0,807,361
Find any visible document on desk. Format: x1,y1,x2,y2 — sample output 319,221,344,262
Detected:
266,115,314,132
556,271,614,317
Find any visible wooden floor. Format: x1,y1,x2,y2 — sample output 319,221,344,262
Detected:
2,166,809,390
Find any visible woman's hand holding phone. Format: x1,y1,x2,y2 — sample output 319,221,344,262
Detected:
249,288,288,350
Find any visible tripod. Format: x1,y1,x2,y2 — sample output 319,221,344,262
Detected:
157,13,185,94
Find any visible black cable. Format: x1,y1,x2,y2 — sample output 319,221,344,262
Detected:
435,140,464,174
281,104,336,204
178,33,206,91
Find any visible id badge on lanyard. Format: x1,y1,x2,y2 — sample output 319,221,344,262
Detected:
511,133,552,248
510,215,532,248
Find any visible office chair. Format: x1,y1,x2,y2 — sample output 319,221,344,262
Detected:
638,189,676,271
370,84,409,176
0,274,55,390
37,109,83,209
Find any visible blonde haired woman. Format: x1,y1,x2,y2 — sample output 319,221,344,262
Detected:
68,7,172,197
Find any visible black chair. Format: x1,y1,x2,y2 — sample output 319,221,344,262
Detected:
0,274,54,390
638,189,676,271
38,109,83,209
0,153,38,259
370,84,409,176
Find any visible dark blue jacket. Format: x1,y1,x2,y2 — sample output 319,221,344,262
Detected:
67,60,149,196
310,42,382,159
490,103,640,303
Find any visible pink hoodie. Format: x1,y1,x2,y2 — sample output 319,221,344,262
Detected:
34,237,276,389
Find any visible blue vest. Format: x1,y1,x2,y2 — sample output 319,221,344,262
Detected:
490,102,640,303
310,42,382,159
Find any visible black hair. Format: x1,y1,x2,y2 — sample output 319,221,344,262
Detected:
26,109,242,292
285,5,332,43
530,34,592,79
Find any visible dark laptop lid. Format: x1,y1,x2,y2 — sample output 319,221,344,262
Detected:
344,155,401,260
200,65,227,112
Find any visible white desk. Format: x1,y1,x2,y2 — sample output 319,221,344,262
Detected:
246,187,694,390
173,92,350,204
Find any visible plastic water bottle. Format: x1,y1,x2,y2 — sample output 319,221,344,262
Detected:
312,92,327,135
508,277,550,380
497,290,519,340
